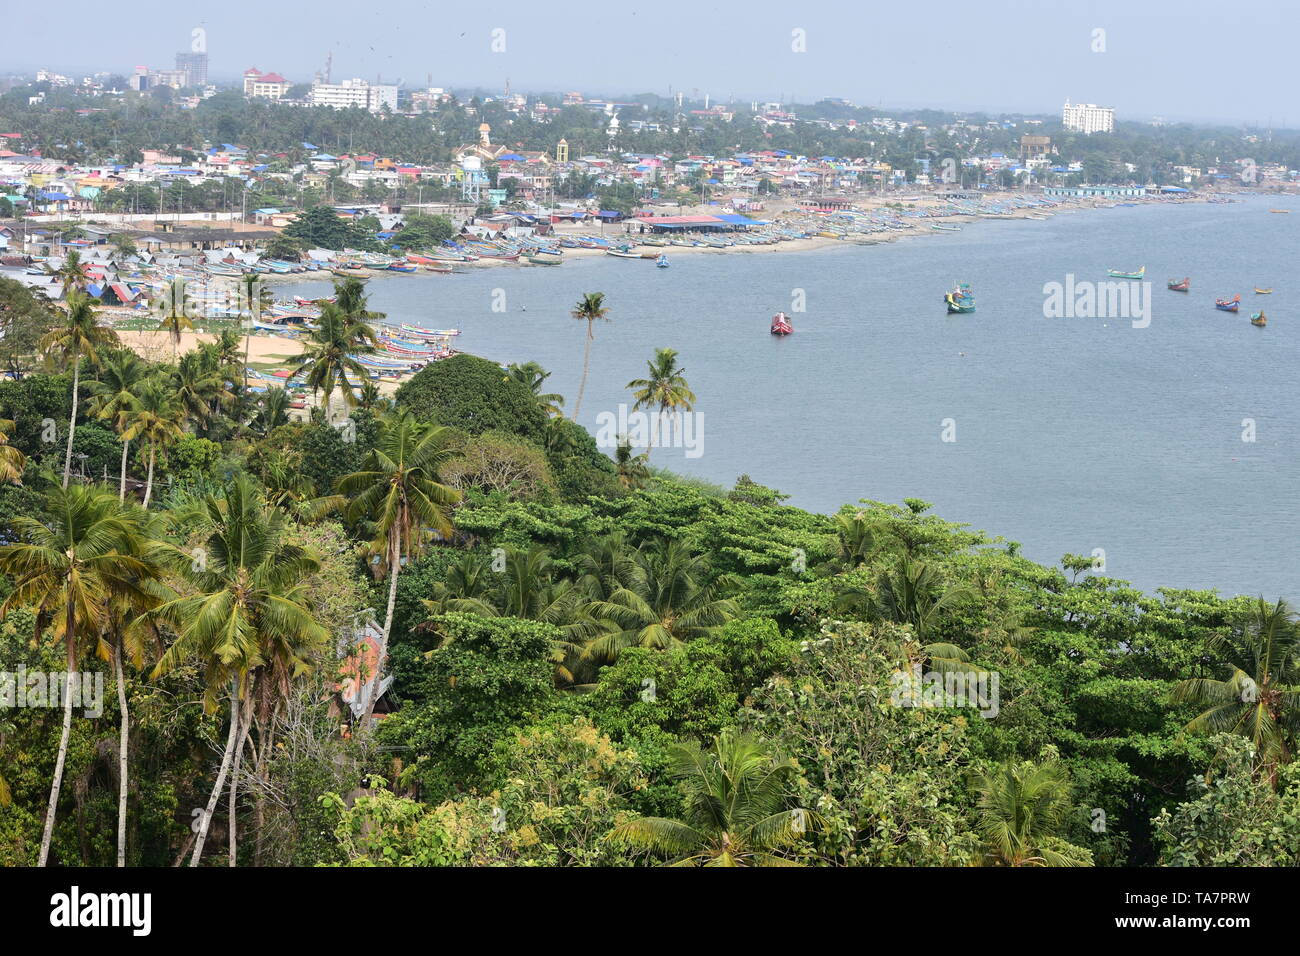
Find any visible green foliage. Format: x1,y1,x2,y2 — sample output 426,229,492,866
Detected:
396,354,547,440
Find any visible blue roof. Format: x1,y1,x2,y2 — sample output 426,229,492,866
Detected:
39,190,72,201
302,142,317,150
498,152,525,161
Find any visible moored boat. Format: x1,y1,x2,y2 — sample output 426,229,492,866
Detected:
656,255,669,268
770,312,793,335
1107,266,1145,280
1254,287,1273,294
1167,277,1190,292
1215,295,1241,312
1250,311,1267,326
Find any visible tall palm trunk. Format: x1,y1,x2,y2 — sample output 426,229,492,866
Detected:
362,530,401,723
118,437,130,502
62,358,80,489
114,643,129,866
143,444,156,509
228,695,253,866
573,321,594,417
38,601,77,865
190,689,240,867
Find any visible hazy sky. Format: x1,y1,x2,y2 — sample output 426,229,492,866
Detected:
7,0,1293,126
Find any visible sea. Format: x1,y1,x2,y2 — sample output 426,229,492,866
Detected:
280,194,1300,600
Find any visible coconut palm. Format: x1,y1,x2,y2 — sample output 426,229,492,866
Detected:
39,290,119,488
333,275,385,332
292,305,375,415
337,411,461,722
49,250,87,294
0,483,156,865
570,292,609,417
614,438,650,491
606,731,818,866
874,554,971,644
507,361,565,417
974,759,1091,866
85,349,148,500
253,386,292,436
582,537,739,665
157,277,195,358
153,477,328,866
0,418,26,484
1172,597,1300,774
173,349,233,433
123,378,185,508
626,347,696,457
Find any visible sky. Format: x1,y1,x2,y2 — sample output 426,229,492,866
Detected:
6,0,1294,127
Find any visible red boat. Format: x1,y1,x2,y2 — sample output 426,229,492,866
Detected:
1167,277,1190,292
770,312,793,335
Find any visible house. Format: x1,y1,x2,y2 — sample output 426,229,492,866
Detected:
243,68,291,100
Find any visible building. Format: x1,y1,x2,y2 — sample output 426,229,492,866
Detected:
308,78,397,112
1019,134,1051,162
175,51,208,87
243,68,291,100
1062,101,1114,134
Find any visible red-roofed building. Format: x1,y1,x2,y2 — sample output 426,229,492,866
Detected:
243,68,291,100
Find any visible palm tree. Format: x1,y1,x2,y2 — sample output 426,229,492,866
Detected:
85,349,148,500
49,250,87,294
153,477,328,866
614,438,650,491
1172,597,1300,775
0,418,26,484
0,483,156,865
292,305,374,416
873,555,971,644
570,292,609,418
157,278,195,359
123,378,184,508
974,759,1090,866
582,537,739,665
333,276,385,332
337,411,461,722
40,290,119,488
607,731,818,866
173,349,233,434
253,386,292,436
626,347,696,457
507,361,565,417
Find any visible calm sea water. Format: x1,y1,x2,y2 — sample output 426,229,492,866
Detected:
283,196,1300,599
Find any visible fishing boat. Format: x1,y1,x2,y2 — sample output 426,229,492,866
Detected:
1107,266,1145,280
1251,311,1267,327
770,312,793,335
945,292,976,314
475,249,521,261
656,255,669,268
332,267,370,278
526,254,562,266
387,263,417,273
1269,209,1290,214
1254,287,1273,294
1215,295,1241,312
1167,277,1190,292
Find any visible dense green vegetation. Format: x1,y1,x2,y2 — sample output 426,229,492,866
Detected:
0,276,1296,867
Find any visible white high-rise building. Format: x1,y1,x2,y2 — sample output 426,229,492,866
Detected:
308,78,398,112
1062,101,1115,134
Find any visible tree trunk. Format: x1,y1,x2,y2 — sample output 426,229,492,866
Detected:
115,643,129,867
38,602,77,865
362,531,401,723
189,690,241,867
143,444,156,509
252,715,275,867
573,320,593,417
118,437,130,502
62,358,79,489
228,695,253,867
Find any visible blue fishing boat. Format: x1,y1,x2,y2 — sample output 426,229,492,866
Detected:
1215,295,1241,312
656,255,669,268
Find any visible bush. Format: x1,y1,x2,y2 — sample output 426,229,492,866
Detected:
396,355,546,440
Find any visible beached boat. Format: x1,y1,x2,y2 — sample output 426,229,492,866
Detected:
1167,277,1190,292
332,267,370,278
606,248,656,260
387,263,417,273
1107,266,1145,280
1254,287,1273,294
1251,311,1267,327
526,255,562,266
1216,295,1241,312
770,312,793,335
656,255,669,268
